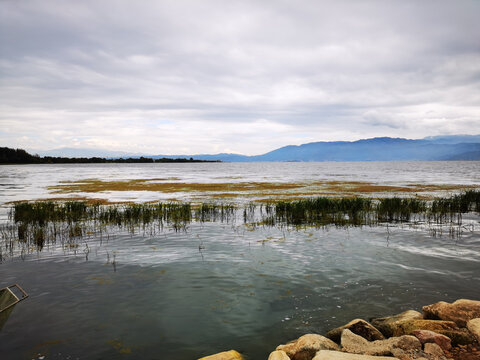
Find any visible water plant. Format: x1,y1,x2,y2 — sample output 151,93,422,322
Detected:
3,190,479,256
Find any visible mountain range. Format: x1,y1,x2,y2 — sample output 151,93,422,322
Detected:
33,135,480,162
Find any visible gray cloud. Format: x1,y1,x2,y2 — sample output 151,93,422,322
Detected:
1,0,479,155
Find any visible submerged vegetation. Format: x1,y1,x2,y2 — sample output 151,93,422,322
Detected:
1,190,479,258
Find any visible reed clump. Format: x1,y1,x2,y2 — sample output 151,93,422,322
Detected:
271,197,374,226
4,190,479,252
194,203,235,223
376,198,427,222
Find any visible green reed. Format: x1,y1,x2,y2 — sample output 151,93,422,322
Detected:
194,203,235,223
4,190,480,251
272,197,374,226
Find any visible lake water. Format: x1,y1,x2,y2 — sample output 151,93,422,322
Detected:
1,162,480,359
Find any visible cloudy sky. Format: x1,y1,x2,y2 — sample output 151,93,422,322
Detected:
1,0,479,155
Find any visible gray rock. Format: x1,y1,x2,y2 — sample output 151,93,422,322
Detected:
341,329,421,356
326,319,385,343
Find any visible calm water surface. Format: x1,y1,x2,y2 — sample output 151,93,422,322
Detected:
1,162,480,359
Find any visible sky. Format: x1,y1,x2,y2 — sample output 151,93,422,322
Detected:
1,0,479,156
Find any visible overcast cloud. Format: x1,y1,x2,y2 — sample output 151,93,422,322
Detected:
1,0,479,155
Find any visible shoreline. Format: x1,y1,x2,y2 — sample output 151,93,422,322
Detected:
201,299,480,360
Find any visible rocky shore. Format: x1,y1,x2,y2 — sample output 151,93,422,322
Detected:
198,299,480,360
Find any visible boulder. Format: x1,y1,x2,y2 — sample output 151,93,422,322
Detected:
198,350,243,360
325,319,385,343
341,329,421,356
276,334,340,360
313,350,399,360
391,348,428,360
268,350,291,360
393,319,458,336
423,343,447,360
411,330,452,351
422,299,480,327
374,318,474,346
435,329,476,346
371,310,423,337
466,318,480,342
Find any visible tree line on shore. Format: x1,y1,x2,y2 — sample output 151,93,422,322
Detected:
0,147,219,164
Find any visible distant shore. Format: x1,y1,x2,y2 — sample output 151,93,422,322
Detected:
0,147,220,164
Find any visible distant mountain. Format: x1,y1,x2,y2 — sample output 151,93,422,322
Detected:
445,151,480,161
423,135,480,144
33,147,138,158
250,137,480,162
145,135,480,162
27,135,480,162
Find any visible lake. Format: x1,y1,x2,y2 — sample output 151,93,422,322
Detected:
1,162,480,360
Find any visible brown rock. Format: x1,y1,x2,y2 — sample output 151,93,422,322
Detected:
268,350,291,360
341,329,421,356
325,319,385,343
466,318,480,343
424,343,447,360
444,343,480,360
376,319,474,346
411,330,452,351
396,320,458,335
198,350,243,360
371,310,424,337
313,350,400,359
422,299,480,327
440,329,476,346
276,334,340,360
391,348,428,360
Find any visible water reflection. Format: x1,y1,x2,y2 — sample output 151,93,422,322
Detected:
1,163,479,359
1,221,480,359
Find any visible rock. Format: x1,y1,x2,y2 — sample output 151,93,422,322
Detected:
312,350,400,360
325,319,385,343
391,348,427,360
268,350,291,360
411,330,452,351
443,343,480,360
371,310,424,337
373,318,474,346
198,350,243,360
424,343,447,360
341,329,421,356
394,319,458,335
369,317,473,345
422,299,480,327
467,318,480,342
438,328,476,346
276,334,340,360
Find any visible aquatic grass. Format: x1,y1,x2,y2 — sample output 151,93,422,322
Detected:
4,190,479,254
273,197,373,226
376,198,427,222
194,203,235,223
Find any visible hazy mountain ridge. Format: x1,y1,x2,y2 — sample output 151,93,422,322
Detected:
34,147,139,158
29,135,480,161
